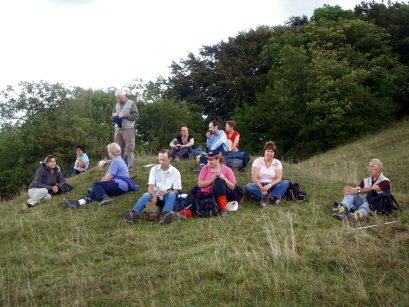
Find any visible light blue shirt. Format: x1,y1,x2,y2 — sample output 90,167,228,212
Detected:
206,130,228,152
108,156,130,191
74,153,89,172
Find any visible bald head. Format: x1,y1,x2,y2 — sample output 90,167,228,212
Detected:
368,159,383,178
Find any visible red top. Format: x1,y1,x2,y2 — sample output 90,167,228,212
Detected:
226,130,240,150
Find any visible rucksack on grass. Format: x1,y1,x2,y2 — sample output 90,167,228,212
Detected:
285,181,307,202
366,191,399,215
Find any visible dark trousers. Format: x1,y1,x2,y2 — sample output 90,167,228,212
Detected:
88,181,126,201
210,178,241,202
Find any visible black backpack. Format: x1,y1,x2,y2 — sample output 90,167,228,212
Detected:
285,181,307,202
173,193,193,212
366,191,399,215
195,194,219,217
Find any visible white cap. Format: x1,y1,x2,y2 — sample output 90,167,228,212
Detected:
227,201,238,212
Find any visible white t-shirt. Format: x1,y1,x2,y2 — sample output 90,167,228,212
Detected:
252,157,283,183
148,164,182,197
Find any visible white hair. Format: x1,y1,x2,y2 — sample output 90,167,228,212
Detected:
107,142,121,156
115,88,127,97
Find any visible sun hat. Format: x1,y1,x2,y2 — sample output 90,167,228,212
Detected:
227,201,239,212
205,150,222,160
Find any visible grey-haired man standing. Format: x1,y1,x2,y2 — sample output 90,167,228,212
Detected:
112,88,138,171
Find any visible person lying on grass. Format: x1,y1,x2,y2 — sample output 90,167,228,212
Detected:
63,143,139,208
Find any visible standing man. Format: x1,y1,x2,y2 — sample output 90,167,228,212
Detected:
124,149,185,225
112,88,138,171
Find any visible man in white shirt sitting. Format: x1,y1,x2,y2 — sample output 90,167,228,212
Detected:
124,149,185,224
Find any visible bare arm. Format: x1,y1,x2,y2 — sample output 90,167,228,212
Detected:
148,184,157,205
232,135,240,151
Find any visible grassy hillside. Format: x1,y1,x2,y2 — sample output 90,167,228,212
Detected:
1,119,408,305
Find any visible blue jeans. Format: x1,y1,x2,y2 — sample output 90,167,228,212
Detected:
132,191,177,214
245,181,290,200
89,181,126,201
340,194,370,218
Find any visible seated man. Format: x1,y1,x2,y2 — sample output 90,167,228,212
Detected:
73,145,90,175
124,149,185,225
333,159,391,222
198,120,228,165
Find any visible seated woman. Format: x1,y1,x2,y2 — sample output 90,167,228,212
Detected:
245,141,289,207
169,124,195,160
22,155,66,209
64,143,139,208
198,150,241,216
225,120,250,170
225,120,240,152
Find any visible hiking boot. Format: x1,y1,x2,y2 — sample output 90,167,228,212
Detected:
124,209,139,224
174,212,188,221
159,211,177,224
347,211,362,222
333,205,348,220
99,195,113,206
63,199,80,208
259,196,269,208
220,208,229,217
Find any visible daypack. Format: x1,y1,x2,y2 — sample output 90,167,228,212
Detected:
173,193,193,212
366,191,399,215
226,152,251,171
195,194,219,218
285,181,307,202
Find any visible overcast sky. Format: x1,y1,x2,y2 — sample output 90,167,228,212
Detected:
0,0,367,90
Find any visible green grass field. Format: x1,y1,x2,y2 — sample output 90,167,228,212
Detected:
1,119,408,305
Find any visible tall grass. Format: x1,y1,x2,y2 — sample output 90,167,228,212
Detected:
0,119,408,305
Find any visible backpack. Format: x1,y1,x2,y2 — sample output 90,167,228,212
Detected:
285,181,307,202
61,182,74,193
226,152,251,171
173,193,193,212
195,194,219,218
366,191,399,215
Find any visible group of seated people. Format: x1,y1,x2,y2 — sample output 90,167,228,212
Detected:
23,120,393,225
23,135,291,225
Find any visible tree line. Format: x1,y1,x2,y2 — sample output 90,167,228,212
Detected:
1,1,408,199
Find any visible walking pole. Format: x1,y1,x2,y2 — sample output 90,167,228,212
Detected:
355,221,397,230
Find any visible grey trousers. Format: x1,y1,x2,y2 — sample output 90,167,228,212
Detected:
27,188,52,206
114,128,136,170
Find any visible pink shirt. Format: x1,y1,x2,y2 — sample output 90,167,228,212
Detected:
199,164,236,194
252,157,283,183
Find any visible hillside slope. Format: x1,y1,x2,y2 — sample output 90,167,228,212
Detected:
0,119,408,305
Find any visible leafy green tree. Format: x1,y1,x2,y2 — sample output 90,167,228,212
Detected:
136,99,206,154
165,26,275,119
